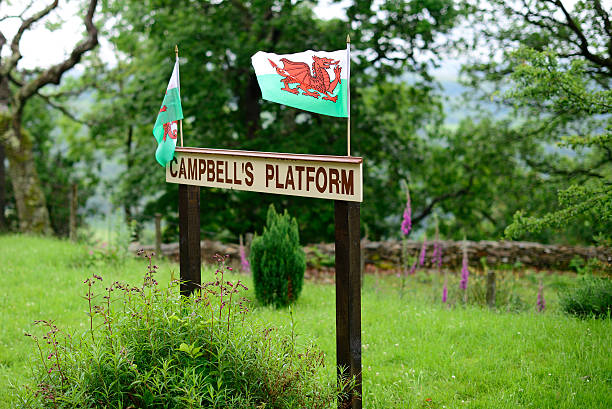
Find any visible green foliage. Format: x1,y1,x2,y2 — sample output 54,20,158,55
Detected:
19,252,342,408
560,276,612,319
21,93,99,237
502,49,612,242
94,0,469,243
462,1,612,244
250,205,306,307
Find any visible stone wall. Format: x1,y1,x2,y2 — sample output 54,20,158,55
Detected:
131,239,612,272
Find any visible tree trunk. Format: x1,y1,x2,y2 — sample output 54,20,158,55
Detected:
124,125,133,223
0,143,6,231
69,183,78,241
3,125,52,234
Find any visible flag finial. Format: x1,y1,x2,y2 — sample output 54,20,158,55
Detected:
346,34,350,43
175,44,179,58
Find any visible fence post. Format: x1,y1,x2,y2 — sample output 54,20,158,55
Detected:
486,270,496,309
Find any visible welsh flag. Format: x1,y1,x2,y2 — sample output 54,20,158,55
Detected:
251,48,349,117
153,57,183,166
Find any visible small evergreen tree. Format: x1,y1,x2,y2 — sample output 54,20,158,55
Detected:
250,205,306,307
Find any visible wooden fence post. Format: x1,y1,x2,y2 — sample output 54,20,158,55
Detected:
335,200,362,409
486,270,496,309
178,184,201,296
69,183,78,242
155,213,162,256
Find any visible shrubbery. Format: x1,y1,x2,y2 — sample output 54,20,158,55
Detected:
559,276,612,319
19,252,344,408
250,205,306,307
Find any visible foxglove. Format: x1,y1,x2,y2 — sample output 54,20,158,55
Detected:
419,237,427,267
459,247,469,291
537,281,545,312
239,244,250,273
442,282,448,303
401,189,412,236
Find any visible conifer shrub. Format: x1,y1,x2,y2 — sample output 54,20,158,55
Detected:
250,205,306,307
559,276,612,319
19,252,344,408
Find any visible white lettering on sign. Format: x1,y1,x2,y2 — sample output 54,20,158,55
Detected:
166,148,363,202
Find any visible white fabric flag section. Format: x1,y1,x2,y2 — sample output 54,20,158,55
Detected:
251,49,349,117
153,58,183,167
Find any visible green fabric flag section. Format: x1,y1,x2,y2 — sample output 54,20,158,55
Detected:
257,74,348,117
153,61,183,167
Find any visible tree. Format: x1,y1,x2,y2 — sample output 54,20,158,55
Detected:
0,0,99,234
98,0,467,242
461,0,612,244
503,48,612,242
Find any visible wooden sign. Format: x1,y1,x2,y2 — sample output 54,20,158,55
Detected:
171,145,363,409
166,147,363,202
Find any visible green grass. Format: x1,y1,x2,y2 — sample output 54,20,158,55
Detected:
1,235,611,408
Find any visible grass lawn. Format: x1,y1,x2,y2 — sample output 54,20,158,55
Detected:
1,235,610,408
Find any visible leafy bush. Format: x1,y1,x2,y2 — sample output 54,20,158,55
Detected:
250,205,306,307
559,276,612,319
19,252,344,408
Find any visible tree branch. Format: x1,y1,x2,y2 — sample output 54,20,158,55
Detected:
0,1,59,76
412,175,475,225
552,0,612,70
35,91,91,125
17,0,98,105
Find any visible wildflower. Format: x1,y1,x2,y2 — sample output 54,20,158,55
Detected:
442,282,448,303
239,241,250,273
537,281,545,312
409,259,417,275
432,241,442,269
459,246,469,291
431,222,442,268
401,189,412,236
418,236,427,267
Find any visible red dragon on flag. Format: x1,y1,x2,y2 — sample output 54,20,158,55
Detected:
159,105,178,141
268,55,342,102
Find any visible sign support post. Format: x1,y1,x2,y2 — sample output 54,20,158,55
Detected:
335,200,362,409
178,183,201,295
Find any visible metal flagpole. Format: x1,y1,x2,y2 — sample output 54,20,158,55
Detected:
175,44,184,147
346,34,351,157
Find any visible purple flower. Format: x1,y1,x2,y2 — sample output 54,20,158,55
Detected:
239,244,250,273
409,259,417,275
442,282,448,303
432,241,442,269
537,281,545,312
459,248,469,291
401,191,412,236
418,238,427,267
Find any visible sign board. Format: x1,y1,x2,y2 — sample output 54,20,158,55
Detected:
166,147,363,202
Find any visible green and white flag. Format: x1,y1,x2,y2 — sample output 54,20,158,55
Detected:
153,57,183,166
251,48,349,117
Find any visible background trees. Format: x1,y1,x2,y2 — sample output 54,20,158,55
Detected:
0,0,99,234
0,0,609,245
462,0,612,244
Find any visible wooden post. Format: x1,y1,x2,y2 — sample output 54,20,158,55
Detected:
69,183,78,241
178,184,201,296
155,213,162,256
335,200,362,409
486,270,496,309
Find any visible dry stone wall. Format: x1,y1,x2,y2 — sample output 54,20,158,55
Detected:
131,239,612,272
